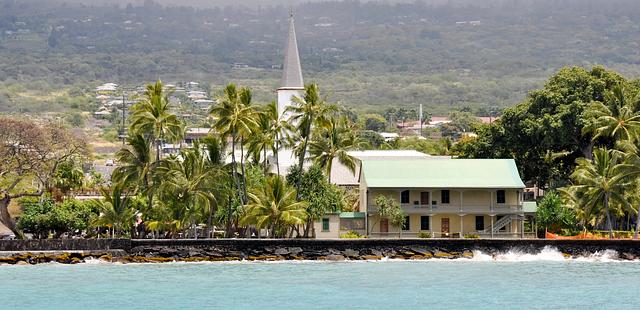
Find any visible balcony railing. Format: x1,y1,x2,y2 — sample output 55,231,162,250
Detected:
367,204,522,214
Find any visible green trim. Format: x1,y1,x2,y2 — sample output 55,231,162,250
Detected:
523,201,538,213
322,218,330,231
339,212,366,219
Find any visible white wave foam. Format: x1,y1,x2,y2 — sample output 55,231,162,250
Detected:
468,246,624,262
574,249,619,262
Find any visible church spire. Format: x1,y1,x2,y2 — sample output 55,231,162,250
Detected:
279,11,304,90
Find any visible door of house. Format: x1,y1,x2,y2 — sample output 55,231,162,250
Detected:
380,218,389,234
441,218,450,236
420,192,430,206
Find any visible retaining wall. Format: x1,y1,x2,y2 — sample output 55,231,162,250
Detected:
1,238,638,256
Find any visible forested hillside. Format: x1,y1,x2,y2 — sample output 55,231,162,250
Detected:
1,0,639,113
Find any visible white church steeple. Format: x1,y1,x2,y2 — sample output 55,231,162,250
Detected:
277,11,304,119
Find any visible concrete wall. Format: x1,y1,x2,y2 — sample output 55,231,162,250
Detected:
2,239,640,259
0,239,130,251
313,214,340,239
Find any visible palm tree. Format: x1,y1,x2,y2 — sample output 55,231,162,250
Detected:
210,84,257,236
308,116,361,183
240,175,307,238
287,83,337,189
112,134,153,193
248,102,293,174
91,184,136,238
569,148,628,238
615,140,640,239
584,84,640,142
130,80,184,162
154,146,219,238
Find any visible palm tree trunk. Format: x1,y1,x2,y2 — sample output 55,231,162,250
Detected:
605,193,613,239
634,202,640,240
240,137,248,203
275,137,281,175
263,147,268,174
295,127,311,199
156,139,161,162
228,134,241,237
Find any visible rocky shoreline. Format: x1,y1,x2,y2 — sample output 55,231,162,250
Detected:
0,239,639,264
1,239,640,265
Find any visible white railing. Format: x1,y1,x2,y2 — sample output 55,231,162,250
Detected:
367,204,523,214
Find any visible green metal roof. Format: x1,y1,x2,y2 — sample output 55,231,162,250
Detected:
339,212,366,219
523,201,538,213
361,159,525,189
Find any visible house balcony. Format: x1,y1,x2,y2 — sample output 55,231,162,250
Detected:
367,204,523,215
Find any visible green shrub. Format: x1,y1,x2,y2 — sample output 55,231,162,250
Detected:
417,231,432,238
340,230,366,239
464,233,480,239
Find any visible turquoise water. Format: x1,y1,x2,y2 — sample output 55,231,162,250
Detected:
2,258,639,309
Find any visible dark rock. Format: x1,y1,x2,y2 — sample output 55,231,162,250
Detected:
621,252,636,260
343,249,359,258
289,247,303,255
274,248,290,255
326,254,345,261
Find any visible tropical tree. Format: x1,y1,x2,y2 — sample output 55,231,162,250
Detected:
248,101,293,175
286,165,345,237
536,190,576,235
50,160,84,199
210,84,258,205
372,195,406,238
240,175,307,238
91,184,136,238
566,148,628,238
0,118,86,237
308,116,361,183
288,83,337,190
129,80,184,162
112,134,154,194
153,145,220,238
584,84,640,142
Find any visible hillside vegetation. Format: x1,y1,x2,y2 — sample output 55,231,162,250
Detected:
1,0,640,114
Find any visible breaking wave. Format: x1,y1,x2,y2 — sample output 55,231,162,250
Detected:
468,246,622,262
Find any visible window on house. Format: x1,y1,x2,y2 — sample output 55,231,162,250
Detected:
401,190,410,204
441,190,450,204
475,216,485,231
322,218,330,231
420,216,430,230
497,190,506,204
402,216,410,231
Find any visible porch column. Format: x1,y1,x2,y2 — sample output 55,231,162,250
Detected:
520,215,525,238
429,214,433,238
365,190,369,236
459,191,464,212
460,215,464,237
490,191,494,212
490,215,494,239
429,190,433,212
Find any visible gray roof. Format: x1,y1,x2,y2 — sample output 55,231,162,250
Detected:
280,16,304,89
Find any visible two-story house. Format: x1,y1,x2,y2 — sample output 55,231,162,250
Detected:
357,158,531,238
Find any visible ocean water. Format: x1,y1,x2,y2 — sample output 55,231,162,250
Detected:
2,247,639,310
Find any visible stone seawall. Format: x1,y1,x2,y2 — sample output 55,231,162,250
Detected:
0,239,639,264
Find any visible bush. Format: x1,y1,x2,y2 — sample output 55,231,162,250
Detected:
17,198,98,238
417,231,432,238
464,233,480,239
340,230,366,239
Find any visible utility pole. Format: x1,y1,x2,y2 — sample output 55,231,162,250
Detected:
121,90,126,145
419,103,423,137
